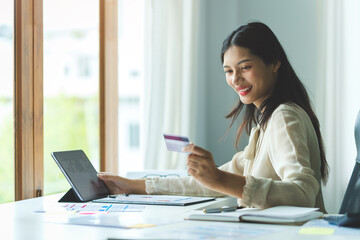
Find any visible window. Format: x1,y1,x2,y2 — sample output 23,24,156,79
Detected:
2,0,123,201
129,123,140,148
0,0,14,203
43,0,100,195
118,0,145,176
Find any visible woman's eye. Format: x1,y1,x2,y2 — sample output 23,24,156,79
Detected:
241,66,251,70
225,70,233,74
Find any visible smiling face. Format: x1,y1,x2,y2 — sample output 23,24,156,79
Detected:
223,45,280,109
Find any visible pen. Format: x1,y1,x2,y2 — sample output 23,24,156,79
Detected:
107,193,129,198
203,206,241,213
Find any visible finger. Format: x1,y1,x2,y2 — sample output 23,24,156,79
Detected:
183,144,211,157
97,172,115,178
97,174,120,182
187,167,197,177
182,143,194,152
187,157,203,166
187,159,199,168
187,153,208,163
181,143,209,156
98,172,113,175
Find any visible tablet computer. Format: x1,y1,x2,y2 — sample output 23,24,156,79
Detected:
52,149,216,205
51,150,110,202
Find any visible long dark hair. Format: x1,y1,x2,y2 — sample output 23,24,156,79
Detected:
221,22,329,184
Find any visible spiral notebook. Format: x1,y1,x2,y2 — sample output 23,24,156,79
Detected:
187,206,323,224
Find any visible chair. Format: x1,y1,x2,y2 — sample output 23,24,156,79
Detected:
324,110,360,227
339,110,360,214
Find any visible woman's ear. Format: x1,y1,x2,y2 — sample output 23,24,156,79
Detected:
273,61,281,72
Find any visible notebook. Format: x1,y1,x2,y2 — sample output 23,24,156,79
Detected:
187,206,323,225
323,110,360,227
52,150,215,206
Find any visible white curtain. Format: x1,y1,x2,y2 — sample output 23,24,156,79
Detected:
318,0,360,213
141,0,200,170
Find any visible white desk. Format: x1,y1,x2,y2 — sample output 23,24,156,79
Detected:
1,194,359,240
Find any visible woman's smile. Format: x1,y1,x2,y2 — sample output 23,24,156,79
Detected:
235,85,252,96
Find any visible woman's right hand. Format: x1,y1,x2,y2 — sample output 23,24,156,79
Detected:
97,173,146,195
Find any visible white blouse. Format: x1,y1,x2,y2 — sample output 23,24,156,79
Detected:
145,104,326,212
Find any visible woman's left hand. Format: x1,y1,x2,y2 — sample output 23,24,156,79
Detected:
182,143,223,188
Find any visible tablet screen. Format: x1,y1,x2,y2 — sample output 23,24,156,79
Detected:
51,150,110,202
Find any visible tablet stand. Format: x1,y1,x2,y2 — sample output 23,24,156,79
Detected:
58,188,83,202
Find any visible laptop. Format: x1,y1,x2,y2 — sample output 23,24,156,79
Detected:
51,149,215,206
323,110,360,227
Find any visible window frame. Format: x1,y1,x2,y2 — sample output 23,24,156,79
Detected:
99,0,118,174
14,0,43,200
13,0,118,201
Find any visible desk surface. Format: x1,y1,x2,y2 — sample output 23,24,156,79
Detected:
1,194,359,240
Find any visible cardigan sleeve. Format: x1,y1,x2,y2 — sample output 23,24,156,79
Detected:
241,105,320,209
145,151,245,196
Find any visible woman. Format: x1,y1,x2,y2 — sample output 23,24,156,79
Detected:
99,22,329,212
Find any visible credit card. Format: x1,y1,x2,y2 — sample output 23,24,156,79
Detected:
163,134,190,152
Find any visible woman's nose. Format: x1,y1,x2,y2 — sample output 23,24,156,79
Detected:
232,71,241,85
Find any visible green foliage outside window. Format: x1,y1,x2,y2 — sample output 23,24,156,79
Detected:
44,94,99,196
0,95,99,203
0,99,14,203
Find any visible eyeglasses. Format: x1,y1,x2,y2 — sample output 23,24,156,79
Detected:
142,174,180,179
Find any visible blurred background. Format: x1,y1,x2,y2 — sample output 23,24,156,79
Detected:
1,0,359,214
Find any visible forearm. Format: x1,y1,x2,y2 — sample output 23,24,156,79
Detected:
145,176,226,197
129,179,147,194
208,170,246,199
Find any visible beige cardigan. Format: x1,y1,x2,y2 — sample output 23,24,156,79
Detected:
145,104,326,212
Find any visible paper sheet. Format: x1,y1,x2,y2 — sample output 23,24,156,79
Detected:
61,203,145,212
300,219,360,236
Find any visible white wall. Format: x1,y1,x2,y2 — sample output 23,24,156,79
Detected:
195,0,246,166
